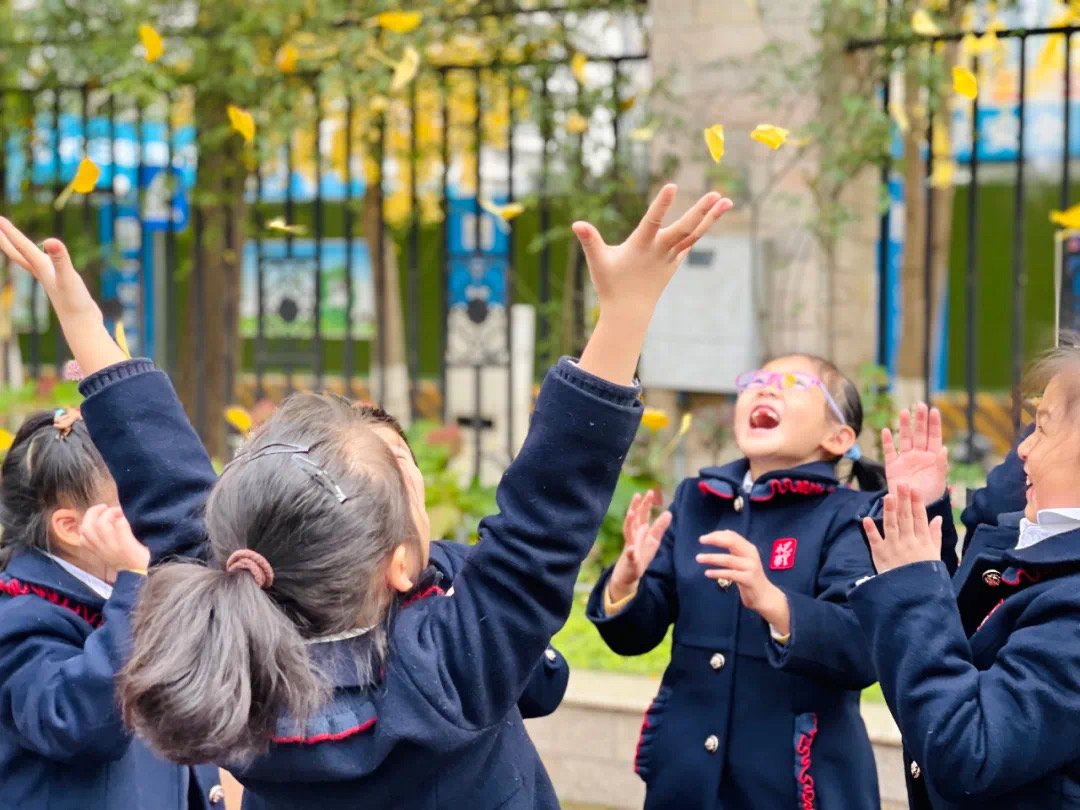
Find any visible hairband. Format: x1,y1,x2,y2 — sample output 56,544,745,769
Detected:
844,444,862,461
225,548,275,590
53,408,82,439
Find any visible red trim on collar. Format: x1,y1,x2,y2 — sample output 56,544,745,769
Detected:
752,477,835,503
0,578,103,628
1001,568,1042,587
977,599,1005,632
698,481,734,499
271,716,377,745
401,585,446,610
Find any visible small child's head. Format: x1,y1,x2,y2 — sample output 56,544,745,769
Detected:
1018,344,1080,520
732,354,876,485
120,393,427,765
0,409,119,578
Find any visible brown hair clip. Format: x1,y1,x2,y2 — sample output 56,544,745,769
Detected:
53,408,83,439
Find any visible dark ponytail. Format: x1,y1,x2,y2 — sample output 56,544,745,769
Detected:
0,410,110,567
119,393,419,765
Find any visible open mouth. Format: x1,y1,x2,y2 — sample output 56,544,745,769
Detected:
749,404,781,430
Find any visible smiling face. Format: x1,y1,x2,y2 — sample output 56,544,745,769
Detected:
1017,373,1080,521
732,355,857,479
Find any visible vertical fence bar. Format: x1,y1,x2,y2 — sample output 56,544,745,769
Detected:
164,92,179,376
439,70,450,422
472,67,483,483
877,73,891,368
133,97,146,355
79,85,91,236
312,84,324,388
408,76,420,420
192,205,206,436
538,66,551,360
343,95,355,396
505,69,516,461
254,154,266,399
374,113,387,404
0,91,5,386
51,89,63,375
1011,35,1028,433
284,128,295,392
1063,33,1073,212
964,54,980,463
922,80,935,403
27,91,39,378
224,211,235,409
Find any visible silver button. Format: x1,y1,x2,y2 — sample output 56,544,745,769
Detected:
716,577,732,590
983,569,1002,586
544,648,557,662
910,761,921,780
704,734,719,753
208,785,225,804
733,496,744,513
709,653,726,670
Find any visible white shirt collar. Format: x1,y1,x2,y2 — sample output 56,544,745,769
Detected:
42,551,113,600
1016,508,1080,551
742,471,753,493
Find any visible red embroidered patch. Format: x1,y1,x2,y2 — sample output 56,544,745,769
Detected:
769,538,797,570
796,714,819,810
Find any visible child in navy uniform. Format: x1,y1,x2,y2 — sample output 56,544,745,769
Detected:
588,354,889,810
0,407,221,809
0,185,732,809
856,350,1080,810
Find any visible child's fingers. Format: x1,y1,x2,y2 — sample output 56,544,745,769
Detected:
909,489,932,544
0,218,47,273
928,407,943,451
623,493,641,540
698,530,753,555
670,198,732,257
696,552,753,570
881,427,897,462
929,516,943,549
0,228,33,273
704,568,752,585
913,403,929,451
659,191,721,253
646,510,673,545
41,239,77,281
633,183,678,241
571,221,607,270
882,494,899,543
862,516,884,546
79,504,110,546
896,485,915,542
897,409,913,453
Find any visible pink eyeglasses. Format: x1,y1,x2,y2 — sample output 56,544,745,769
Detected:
734,370,847,426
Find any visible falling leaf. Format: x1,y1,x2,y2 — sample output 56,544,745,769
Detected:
479,199,526,222
114,321,131,358
0,429,12,454
888,100,910,133
227,105,255,143
566,112,589,134
750,124,790,150
266,216,308,235
71,158,100,194
911,9,941,37
391,46,420,93
225,406,254,436
138,24,164,63
703,124,725,163
782,373,797,388
952,65,978,100
1051,204,1080,229
276,43,299,74
618,95,636,112
677,412,693,436
375,11,423,34
629,126,655,143
929,160,956,188
641,407,670,432
570,52,588,84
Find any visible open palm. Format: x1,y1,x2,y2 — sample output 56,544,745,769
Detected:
882,403,948,504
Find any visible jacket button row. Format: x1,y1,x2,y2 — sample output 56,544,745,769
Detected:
545,648,557,662
704,735,719,753
909,761,921,780
983,569,1001,586
710,653,726,671
716,577,732,590
733,496,744,513
208,785,225,804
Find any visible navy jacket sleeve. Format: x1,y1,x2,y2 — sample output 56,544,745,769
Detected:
960,425,1030,550
395,359,641,731
0,573,144,763
78,359,217,564
765,499,877,689
850,562,1080,801
583,481,685,656
427,540,570,719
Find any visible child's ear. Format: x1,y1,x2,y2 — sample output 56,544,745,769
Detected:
386,544,416,593
821,424,858,459
49,508,84,549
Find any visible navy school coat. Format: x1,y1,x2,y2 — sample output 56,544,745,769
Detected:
77,357,641,809
588,459,880,810
0,471,221,809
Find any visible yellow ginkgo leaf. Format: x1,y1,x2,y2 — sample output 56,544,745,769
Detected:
629,126,655,143
114,321,131,358
750,124,790,150
641,408,670,432
1050,204,1080,229
138,23,164,63
227,105,255,143
570,52,588,84
782,372,797,388
618,95,637,112
929,160,956,188
266,216,308,236
952,65,978,100
71,158,100,194
479,199,526,222
375,11,423,34
911,9,941,37
677,412,693,437
566,112,589,134
0,429,13,454
391,46,420,93
276,43,299,74
703,124,725,163
225,405,254,435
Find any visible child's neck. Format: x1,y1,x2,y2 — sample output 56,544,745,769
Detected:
748,452,831,483
46,544,110,584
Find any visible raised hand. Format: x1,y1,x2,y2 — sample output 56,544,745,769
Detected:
861,484,942,575
80,505,150,575
575,184,732,385
697,530,790,634
608,491,673,602
882,402,949,503
0,217,126,375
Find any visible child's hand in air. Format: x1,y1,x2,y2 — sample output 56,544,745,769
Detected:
608,491,672,602
0,218,99,324
697,531,790,635
80,505,150,575
882,402,948,504
861,483,942,574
